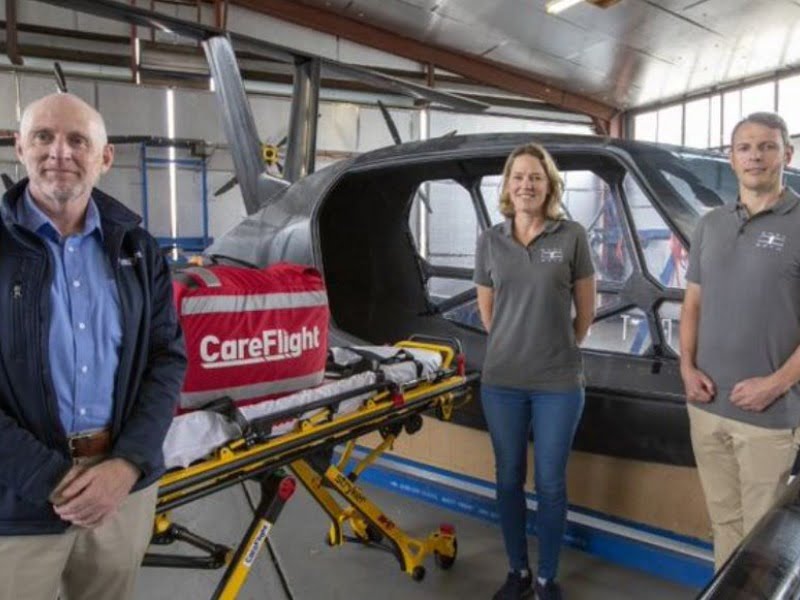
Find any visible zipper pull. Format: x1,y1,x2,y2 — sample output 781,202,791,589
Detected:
12,283,22,299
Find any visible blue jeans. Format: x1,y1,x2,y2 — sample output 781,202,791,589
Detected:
481,384,585,580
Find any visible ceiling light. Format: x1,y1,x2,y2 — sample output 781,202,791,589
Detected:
546,0,584,14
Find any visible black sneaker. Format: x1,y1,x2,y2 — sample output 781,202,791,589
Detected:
534,579,563,600
492,571,533,600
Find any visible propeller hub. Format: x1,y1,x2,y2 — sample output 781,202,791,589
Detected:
261,144,280,166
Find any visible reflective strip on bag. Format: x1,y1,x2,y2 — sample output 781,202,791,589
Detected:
183,266,223,287
181,290,328,315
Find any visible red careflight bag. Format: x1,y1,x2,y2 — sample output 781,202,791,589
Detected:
172,262,329,413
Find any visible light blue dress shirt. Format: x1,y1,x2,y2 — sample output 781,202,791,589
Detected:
15,188,123,434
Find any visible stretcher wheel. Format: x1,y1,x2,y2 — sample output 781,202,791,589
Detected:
366,524,383,544
404,414,423,434
379,423,403,439
411,566,426,581
434,539,457,570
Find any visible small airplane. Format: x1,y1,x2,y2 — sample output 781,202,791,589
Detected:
32,0,800,471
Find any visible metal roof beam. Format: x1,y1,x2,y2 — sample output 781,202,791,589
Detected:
233,0,616,121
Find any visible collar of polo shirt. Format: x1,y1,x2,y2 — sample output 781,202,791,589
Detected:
500,217,565,237
727,186,800,217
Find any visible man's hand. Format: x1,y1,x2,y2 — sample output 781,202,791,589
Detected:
52,458,140,528
49,464,87,505
681,365,716,403
730,376,785,412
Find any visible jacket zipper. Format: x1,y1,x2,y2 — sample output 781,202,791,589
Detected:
109,233,132,438
37,241,62,449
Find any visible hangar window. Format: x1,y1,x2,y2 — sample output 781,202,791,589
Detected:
583,308,652,356
722,90,742,147
623,174,688,289
684,99,710,149
779,75,800,135
710,95,722,148
656,105,683,146
634,112,657,143
741,81,775,116
634,78,791,150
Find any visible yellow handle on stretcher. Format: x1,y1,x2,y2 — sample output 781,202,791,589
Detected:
395,340,455,369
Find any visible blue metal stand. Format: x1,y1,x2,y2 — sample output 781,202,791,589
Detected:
140,142,211,254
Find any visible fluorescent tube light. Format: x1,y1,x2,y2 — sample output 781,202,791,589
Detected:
546,0,584,14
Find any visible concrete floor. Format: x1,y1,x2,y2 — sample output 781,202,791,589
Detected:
135,480,699,600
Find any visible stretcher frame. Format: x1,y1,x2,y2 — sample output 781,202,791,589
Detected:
144,337,476,600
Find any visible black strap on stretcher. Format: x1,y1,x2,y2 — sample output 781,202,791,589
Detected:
197,380,397,444
326,347,425,379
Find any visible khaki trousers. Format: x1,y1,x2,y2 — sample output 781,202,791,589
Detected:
0,482,158,600
688,404,799,571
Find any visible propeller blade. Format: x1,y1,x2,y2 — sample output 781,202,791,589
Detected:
276,161,284,175
441,129,458,137
377,100,403,146
1,174,14,191
275,135,288,148
214,175,239,197
54,62,68,93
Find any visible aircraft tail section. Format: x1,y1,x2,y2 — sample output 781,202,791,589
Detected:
203,35,288,215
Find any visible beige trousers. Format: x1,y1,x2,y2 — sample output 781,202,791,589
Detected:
688,403,799,571
0,482,158,600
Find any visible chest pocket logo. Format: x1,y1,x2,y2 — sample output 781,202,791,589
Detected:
756,231,786,252
540,248,564,263
119,250,144,267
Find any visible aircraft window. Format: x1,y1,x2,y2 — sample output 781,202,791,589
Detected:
427,277,475,304
480,175,505,224
562,171,633,285
420,179,480,269
667,153,732,211
657,301,682,356
670,152,800,202
623,174,689,289
597,292,622,312
583,308,652,356
442,298,485,332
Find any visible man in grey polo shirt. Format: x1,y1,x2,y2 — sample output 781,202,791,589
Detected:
680,111,800,570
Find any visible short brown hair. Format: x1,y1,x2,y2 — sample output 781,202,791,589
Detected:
731,112,792,148
498,143,564,220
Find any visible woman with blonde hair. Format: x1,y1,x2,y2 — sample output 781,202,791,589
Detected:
474,143,596,600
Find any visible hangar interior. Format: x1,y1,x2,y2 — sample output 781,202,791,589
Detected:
2,0,800,598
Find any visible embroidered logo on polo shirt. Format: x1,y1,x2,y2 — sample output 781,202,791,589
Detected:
540,248,564,263
756,231,786,252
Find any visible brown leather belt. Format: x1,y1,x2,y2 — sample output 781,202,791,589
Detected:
68,429,111,458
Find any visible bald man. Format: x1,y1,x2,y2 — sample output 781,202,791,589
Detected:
0,93,186,599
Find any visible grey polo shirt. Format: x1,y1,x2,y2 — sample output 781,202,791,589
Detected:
473,218,595,391
686,187,800,429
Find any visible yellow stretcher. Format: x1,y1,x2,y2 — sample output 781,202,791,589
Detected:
143,337,476,600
